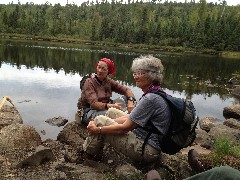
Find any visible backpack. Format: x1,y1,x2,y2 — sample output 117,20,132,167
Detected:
142,89,199,155
80,73,93,90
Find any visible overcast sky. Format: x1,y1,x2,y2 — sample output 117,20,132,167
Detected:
2,0,239,6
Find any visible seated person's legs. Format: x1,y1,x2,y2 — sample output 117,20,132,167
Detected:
81,109,107,125
83,114,160,164
82,115,117,158
78,100,127,125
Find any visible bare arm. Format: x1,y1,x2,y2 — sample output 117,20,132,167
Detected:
111,78,135,113
114,114,129,124
90,101,107,110
125,88,135,97
87,117,137,135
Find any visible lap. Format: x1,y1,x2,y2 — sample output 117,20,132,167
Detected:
93,113,160,163
83,106,126,125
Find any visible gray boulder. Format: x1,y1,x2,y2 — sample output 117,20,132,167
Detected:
223,104,240,120
208,124,240,146
57,121,87,148
199,117,220,132
0,123,41,151
45,116,68,127
223,118,240,130
0,105,23,130
195,128,213,149
16,145,54,168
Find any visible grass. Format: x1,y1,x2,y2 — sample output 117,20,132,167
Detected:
215,136,240,157
202,136,240,170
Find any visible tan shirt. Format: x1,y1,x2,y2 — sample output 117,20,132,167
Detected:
79,74,128,109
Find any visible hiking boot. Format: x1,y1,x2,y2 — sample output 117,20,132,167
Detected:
146,169,162,180
188,149,211,173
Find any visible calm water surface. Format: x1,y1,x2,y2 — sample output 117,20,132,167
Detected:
0,39,239,140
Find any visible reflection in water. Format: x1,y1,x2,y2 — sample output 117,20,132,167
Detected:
0,39,239,140
0,64,81,140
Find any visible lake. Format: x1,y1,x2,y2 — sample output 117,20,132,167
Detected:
0,39,239,140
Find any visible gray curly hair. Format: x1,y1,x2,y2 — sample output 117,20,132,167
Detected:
131,55,164,84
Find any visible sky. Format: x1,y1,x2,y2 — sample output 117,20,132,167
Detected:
2,0,239,6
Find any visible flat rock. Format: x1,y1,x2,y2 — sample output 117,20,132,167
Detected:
223,104,240,120
16,145,54,168
45,116,68,127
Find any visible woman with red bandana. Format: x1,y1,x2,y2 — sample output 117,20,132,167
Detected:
77,57,135,126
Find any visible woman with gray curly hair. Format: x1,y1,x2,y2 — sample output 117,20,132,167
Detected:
131,55,164,84
77,55,171,166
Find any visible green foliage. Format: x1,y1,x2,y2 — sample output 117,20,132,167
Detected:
215,136,234,157
231,145,240,157
202,136,240,170
0,1,240,51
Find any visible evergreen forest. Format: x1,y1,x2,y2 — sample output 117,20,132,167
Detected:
0,0,240,52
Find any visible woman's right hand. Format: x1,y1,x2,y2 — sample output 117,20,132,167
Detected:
87,120,98,135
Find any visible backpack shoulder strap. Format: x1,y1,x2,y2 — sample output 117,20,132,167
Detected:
149,89,169,101
80,73,94,90
150,89,185,119
141,132,152,159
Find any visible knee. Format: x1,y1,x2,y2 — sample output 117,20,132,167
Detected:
216,165,239,175
106,107,118,118
94,115,108,126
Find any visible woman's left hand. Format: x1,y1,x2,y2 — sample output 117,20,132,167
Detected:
87,121,98,135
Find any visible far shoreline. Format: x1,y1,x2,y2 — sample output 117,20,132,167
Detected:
1,33,240,59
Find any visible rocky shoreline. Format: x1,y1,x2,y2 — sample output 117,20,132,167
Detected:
0,99,240,180
1,78,240,179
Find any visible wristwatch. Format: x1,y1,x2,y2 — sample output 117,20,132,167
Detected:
127,96,136,102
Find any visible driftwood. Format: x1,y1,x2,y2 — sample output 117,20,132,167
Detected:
0,96,14,110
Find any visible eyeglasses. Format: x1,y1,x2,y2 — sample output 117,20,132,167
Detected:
133,71,147,77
